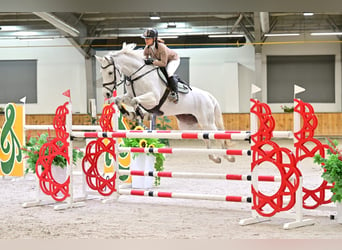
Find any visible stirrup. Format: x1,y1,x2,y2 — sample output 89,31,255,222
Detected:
168,92,178,104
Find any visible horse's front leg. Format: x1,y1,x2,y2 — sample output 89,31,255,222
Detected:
129,92,158,108
106,94,135,120
108,95,130,117
119,92,158,120
129,92,158,120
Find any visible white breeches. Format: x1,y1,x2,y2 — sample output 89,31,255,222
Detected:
166,58,180,77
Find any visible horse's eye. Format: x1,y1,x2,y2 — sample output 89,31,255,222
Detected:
108,72,113,75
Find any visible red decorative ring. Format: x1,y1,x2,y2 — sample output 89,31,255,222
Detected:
251,140,301,217
99,103,115,132
294,99,317,140
82,138,117,196
53,102,69,140
295,138,333,209
35,101,70,202
250,99,275,143
36,138,70,201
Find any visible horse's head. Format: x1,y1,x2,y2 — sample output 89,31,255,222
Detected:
95,53,121,99
96,43,142,99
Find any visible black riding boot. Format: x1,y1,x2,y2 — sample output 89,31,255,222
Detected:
167,75,179,104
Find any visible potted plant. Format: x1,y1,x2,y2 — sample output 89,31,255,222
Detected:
314,138,342,222
120,125,165,187
280,105,294,113
22,132,84,175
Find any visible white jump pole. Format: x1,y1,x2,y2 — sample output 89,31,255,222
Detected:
283,84,315,229
110,91,121,202
239,84,271,226
54,97,85,210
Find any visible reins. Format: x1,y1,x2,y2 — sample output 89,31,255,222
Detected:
101,55,170,116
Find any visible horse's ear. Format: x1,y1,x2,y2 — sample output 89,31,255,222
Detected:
128,43,137,50
122,42,136,52
95,55,104,64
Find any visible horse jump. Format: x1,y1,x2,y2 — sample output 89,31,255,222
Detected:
17,86,330,229
34,95,320,228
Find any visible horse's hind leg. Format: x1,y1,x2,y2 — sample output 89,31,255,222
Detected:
206,139,222,164
222,140,235,163
199,118,235,163
176,115,222,164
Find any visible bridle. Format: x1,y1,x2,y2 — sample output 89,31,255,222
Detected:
101,56,125,95
101,55,158,97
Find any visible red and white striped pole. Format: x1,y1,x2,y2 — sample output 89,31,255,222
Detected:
71,130,251,140
118,147,251,156
119,170,282,182
118,189,252,203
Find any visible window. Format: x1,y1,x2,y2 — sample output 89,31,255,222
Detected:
267,55,335,103
0,60,37,104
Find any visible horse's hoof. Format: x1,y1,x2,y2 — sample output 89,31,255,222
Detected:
127,112,136,120
209,155,221,164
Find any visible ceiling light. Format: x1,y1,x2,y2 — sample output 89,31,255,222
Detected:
14,31,39,36
159,35,178,39
303,12,314,16
0,26,20,31
0,36,15,39
264,33,300,37
19,37,54,41
167,22,177,28
310,32,342,36
149,13,160,20
208,34,244,38
84,35,118,40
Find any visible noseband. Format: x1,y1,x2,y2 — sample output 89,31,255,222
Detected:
101,56,124,95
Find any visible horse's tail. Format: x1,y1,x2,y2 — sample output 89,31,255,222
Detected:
214,101,225,130
208,93,225,130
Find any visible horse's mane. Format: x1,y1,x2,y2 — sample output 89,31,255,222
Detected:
108,43,144,61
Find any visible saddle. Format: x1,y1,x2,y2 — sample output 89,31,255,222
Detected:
135,67,192,117
157,68,191,94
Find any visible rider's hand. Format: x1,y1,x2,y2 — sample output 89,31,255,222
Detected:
144,58,154,65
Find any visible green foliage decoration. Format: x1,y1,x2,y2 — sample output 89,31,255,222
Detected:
314,138,342,202
120,125,165,186
21,132,84,174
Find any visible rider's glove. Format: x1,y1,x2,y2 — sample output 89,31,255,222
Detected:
144,58,154,65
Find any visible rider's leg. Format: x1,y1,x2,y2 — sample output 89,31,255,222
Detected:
167,75,179,103
166,59,180,103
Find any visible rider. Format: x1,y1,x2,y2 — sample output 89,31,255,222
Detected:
142,28,180,104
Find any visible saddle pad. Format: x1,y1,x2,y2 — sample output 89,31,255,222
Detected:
157,68,190,94
178,82,190,94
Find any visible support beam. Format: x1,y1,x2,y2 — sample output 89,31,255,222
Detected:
253,12,262,53
327,15,342,41
230,13,243,34
239,16,254,43
33,12,80,37
85,50,98,113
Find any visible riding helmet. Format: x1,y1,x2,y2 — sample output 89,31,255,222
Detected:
142,28,158,39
